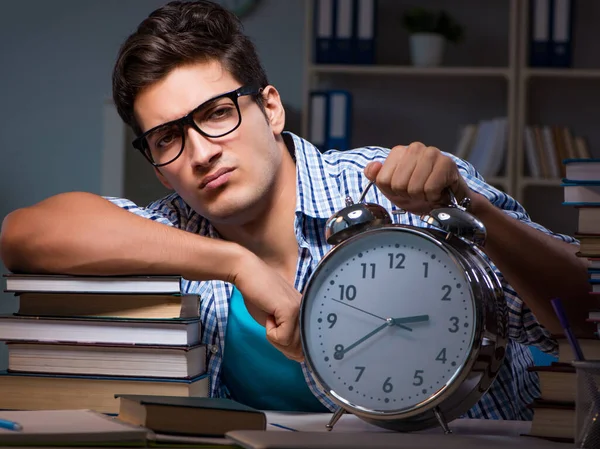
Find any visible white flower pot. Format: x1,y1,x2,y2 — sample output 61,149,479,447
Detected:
409,33,445,67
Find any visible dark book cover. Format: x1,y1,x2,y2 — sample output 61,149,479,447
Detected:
115,395,262,414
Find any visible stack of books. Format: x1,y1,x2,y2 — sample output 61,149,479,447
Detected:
561,158,600,330
526,337,579,443
0,274,208,413
525,158,600,443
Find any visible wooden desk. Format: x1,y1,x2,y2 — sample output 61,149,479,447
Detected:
221,412,573,449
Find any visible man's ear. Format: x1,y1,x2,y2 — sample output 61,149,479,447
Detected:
154,168,174,190
261,85,285,135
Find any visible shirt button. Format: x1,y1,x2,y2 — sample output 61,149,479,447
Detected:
210,345,219,354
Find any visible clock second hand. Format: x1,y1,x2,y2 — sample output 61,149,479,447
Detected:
330,298,413,331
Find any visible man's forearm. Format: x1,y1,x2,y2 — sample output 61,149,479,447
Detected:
469,193,596,337
0,192,243,282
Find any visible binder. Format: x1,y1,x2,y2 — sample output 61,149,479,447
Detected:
550,0,574,67
309,91,330,152
529,0,552,67
314,0,335,63
331,0,354,64
326,90,352,151
353,0,376,64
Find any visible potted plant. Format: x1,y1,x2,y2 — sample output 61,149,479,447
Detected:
402,8,465,67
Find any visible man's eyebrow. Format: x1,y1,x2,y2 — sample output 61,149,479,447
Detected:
143,87,240,132
163,94,223,122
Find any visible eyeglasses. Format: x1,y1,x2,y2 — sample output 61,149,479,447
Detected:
132,84,263,167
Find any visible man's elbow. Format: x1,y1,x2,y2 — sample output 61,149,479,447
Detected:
0,207,34,272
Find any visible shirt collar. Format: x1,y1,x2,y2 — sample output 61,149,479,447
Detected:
285,132,346,220
185,132,347,237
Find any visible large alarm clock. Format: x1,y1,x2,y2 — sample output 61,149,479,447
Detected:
300,182,508,433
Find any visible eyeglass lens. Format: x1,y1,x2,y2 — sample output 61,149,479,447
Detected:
144,95,240,165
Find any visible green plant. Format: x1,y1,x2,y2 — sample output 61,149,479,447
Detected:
402,8,465,44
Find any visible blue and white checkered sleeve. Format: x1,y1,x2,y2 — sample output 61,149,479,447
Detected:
450,155,574,355
103,193,189,229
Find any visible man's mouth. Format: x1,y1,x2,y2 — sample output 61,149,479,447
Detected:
200,167,235,190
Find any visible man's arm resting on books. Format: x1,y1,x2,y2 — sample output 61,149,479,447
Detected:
0,192,304,361
0,192,238,279
469,193,596,338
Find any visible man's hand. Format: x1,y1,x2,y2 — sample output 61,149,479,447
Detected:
230,252,304,362
364,142,472,215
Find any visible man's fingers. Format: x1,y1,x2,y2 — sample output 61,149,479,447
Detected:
364,161,383,182
265,315,304,362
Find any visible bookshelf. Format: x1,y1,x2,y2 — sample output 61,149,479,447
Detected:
301,0,597,236
301,0,519,198
515,0,600,235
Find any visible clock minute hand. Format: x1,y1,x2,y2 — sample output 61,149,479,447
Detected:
336,321,393,359
330,298,412,331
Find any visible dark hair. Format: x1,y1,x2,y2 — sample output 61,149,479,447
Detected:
112,0,269,135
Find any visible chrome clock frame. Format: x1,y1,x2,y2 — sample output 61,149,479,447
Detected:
300,224,507,432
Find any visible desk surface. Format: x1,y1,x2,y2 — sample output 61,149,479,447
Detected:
266,411,533,434
0,412,570,449
222,412,571,449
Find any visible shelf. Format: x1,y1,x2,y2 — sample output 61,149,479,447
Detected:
309,65,511,78
518,178,562,188
524,68,600,79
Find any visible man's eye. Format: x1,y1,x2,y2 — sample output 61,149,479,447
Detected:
156,133,177,148
208,106,234,120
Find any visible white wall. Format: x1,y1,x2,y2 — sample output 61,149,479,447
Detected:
0,0,305,369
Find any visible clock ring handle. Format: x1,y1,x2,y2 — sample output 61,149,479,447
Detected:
357,181,471,212
445,188,472,212
357,180,375,204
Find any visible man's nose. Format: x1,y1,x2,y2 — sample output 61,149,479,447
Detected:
184,126,223,167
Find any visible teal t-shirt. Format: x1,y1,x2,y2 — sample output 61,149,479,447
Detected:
221,288,328,412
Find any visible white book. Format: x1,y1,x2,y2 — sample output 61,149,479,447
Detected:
564,184,600,204
7,342,206,378
564,159,600,183
0,315,201,346
4,274,182,294
484,117,508,177
524,126,541,178
467,120,495,174
541,126,560,178
454,124,478,161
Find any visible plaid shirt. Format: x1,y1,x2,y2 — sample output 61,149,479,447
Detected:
107,132,573,420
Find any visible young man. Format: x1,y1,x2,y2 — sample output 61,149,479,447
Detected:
0,0,593,418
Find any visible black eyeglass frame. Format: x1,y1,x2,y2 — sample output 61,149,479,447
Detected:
132,84,263,167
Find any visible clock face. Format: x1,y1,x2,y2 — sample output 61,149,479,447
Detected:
302,228,477,414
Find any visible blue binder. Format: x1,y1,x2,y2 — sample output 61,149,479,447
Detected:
314,0,335,64
550,0,574,67
326,90,352,151
331,0,354,64
529,0,552,67
309,91,330,152
352,0,377,64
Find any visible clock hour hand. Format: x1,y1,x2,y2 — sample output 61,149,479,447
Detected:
335,318,412,360
391,314,430,325
330,298,412,331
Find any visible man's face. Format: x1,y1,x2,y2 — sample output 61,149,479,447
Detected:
133,60,286,225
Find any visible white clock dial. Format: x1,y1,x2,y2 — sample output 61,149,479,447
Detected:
303,228,476,413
